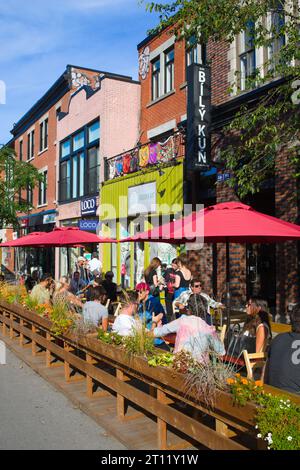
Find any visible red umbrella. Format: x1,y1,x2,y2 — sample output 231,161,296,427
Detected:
0,227,116,247
121,201,300,327
24,227,117,247
121,202,300,244
0,232,45,247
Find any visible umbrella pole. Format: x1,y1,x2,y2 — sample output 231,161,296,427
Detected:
225,239,231,330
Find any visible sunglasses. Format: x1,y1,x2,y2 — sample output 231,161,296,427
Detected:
193,284,201,288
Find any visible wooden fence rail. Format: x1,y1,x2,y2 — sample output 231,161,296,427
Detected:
0,300,298,450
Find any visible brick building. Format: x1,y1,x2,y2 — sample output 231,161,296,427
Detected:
101,23,299,317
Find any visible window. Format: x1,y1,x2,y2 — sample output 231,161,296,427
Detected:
152,57,161,100
164,48,174,94
19,140,23,161
88,121,100,143
268,2,285,69
186,36,206,67
59,121,100,202
56,107,61,118
27,130,35,160
38,170,47,206
87,147,100,195
61,139,71,158
39,118,48,152
73,131,85,151
240,21,256,91
60,160,71,202
27,184,33,206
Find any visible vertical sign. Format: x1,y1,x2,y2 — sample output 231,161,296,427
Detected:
186,64,211,171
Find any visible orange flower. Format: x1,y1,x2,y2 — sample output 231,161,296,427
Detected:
241,378,248,385
255,380,263,387
235,373,241,378
227,378,235,385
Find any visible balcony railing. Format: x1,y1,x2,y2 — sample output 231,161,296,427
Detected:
104,131,185,181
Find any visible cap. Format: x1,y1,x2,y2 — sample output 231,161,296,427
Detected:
135,282,150,292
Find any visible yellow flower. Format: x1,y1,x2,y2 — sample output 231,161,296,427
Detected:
227,378,235,385
241,378,248,385
236,373,241,378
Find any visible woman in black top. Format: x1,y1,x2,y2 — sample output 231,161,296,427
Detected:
174,254,192,299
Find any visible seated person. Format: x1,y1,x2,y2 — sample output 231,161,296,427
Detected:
112,291,162,337
102,271,118,314
264,304,300,394
25,270,39,293
69,271,86,295
30,274,53,305
151,309,225,364
136,282,167,348
175,279,224,323
82,286,108,331
53,276,83,311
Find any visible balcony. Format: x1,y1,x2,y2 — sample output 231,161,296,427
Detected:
104,131,185,181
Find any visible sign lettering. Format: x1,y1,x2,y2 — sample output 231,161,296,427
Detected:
81,196,97,216
186,64,211,171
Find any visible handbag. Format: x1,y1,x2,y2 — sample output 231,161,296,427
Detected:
226,324,256,359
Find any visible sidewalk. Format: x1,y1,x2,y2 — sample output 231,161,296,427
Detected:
0,348,126,450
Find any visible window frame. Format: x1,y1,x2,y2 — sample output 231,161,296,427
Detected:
59,119,100,203
38,169,47,206
239,21,256,91
27,130,35,161
151,56,161,101
164,47,175,94
39,118,48,152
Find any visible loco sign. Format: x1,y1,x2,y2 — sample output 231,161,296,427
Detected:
186,64,211,171
81,196,97,216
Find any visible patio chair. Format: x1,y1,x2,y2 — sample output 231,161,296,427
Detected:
242,350,267,380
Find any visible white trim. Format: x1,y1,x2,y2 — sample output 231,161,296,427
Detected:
27,125,35,135
38,148,48,156
149,36,175,61
55,101,62,110
39,113,49,125
180,114,187,122
37,204,48,209
38,165,48,174
147,119,176,140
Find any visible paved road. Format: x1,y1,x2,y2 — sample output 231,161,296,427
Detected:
0,348,126,450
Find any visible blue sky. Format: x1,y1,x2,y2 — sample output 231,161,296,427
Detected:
0,0,160,144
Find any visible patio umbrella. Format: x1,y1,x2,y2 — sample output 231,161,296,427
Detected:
0,227,116,247
121,202,300,327
19,227,117,247
0,232,44,247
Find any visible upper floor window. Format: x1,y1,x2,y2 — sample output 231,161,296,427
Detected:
88,121,100,143
240,21,256,91
59,120,100,203
186,36,206,67
268,2,285,68
164,47,174,94
38,169,47,206
27,184,33,206
19,140,23,161
152,57,161,100
39,118,48,152
27,130,35,161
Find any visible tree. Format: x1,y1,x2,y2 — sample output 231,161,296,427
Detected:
142,0,300,197
0,146,43,229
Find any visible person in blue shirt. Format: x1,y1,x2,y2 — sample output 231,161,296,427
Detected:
136,282,168,350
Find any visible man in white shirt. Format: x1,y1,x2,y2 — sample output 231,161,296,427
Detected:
112,292,163,337
88,252,102,275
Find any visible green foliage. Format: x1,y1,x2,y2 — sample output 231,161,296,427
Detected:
228,375,300,450
0,146,43,228
143,0,300,197
123,325,155,357
97,329,123,345
50,299,74,336
148,352,174,367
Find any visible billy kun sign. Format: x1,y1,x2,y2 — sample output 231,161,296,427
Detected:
186,64,211,171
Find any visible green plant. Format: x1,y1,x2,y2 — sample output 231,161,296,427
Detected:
228,375,300,450
123,324,155,358
50,299,74,336
97,329,123,346
148,352,174,367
